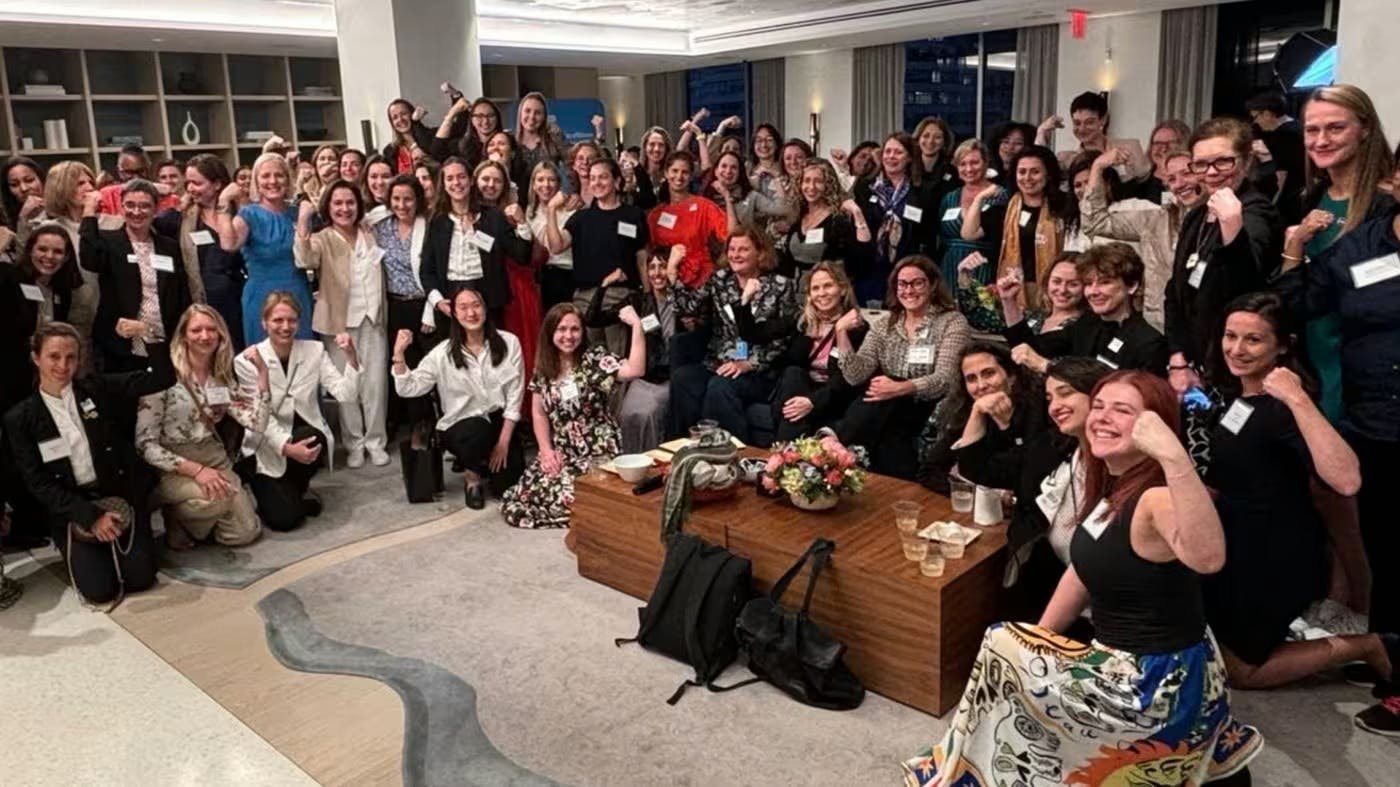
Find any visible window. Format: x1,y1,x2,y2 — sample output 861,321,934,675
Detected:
904,30,1019,145
687,63,748,130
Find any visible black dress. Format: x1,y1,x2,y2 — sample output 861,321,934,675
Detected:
1202,393,1327,664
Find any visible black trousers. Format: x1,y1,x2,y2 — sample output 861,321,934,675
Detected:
245,421,327,532
835,394,934,481
386,295,439,436
540,266,574,309
1350,431,1400,633
668,363,775,444
439,411,525,496
770,366,858,442
54,503,157,605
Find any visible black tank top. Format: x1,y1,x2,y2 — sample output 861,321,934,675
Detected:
1070,490,1205,654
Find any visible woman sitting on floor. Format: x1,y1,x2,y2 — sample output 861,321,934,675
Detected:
771,262,868,442
391,287,526,509
136,305,271,549
836,255,970,480
4,322,174,606
234,292,360,533
903,371,1261,786
501,302,646,529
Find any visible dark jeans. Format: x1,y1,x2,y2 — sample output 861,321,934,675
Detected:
245,422,327,532
835,394,934,481
386,295,439,436
1349,431,1400,634
439,411,525,497
540,266,574,309
669,363,776,444
55,504,157,605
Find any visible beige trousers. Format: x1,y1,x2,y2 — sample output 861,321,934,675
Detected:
155,439,261,546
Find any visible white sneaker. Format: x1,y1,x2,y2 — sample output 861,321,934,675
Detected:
346,447,365,468
367,446,390,467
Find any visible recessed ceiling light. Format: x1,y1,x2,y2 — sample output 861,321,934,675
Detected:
152,37,164,42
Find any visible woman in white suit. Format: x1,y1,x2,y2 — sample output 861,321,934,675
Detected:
234,291,360,531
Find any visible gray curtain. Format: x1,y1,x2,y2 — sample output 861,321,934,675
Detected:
748,58,785,129
1157,5,1218,128
644,71,688,139
1011,25,1059,127
853,44,905,143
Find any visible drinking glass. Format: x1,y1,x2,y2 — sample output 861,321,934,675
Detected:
950,478,975,513
893,501,922,536
900,533,928,561
920,549,946,577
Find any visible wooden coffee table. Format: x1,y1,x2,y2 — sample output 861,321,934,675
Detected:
571,458,1008,716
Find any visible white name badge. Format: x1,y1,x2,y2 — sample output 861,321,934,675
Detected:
941,207,960,222
80,398,97,416
1188,261,1208,289
828,348,840,360
19,283,43,302
205,385,232,406
906,345,933,365
805,227,824,244
869,194,879,204
190,229,215,246
688,202,698,213
1107,337,1124,353
1349,253,1400,289
1019,210,1033,228
617,221,638,238
38,437,69,463
1082,499,1112,540
1219,399,1254,435
151,254,175,273
903,205,923,223
472,232,495,252
657,212,677,230
559,379,580,401
641,313,660,333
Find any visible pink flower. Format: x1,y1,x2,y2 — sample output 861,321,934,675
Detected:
783,450,800,464
837,450,855,468
764,454,783,473
825,470,844,486
820,436,841,455
761,476,778,491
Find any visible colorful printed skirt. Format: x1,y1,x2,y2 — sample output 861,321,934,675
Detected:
902,622,1262,786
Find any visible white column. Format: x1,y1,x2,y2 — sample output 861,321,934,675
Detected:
1337,0,1400,133
333,0,481,152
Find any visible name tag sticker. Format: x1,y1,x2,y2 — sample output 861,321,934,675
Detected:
38,437,69,463
559,379,580,401
941,207,960,222
903,205,923,223
1219,399,1255,435
126,254,139,264
190,229,214,245
1188,261,1208,289
805,227,824,244
1019,210,1033,227
869,194,879,204
641,313,660,333
657,212,677,230
205,385,232,406
20,283,43,301
80,398,97,415
1082,499,1112,540
688,202,698,213
617,221,637,238
151,254,175,273
1107,337,1124,353
472,232,495,252
906,345,933,365
1349,253,1400,289
828,348,840,360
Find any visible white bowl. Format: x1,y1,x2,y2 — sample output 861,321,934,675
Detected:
613,454,654,483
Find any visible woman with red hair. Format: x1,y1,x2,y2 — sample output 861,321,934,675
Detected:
903,370,1260,787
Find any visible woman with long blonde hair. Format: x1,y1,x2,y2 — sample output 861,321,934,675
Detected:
778,159,871,283
136,304,271,549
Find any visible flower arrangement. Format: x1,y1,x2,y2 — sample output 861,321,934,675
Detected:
761,434,869,508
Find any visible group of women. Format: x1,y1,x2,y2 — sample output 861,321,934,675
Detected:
4,79,1400,777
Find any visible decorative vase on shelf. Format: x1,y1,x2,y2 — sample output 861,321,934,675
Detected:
181,112,201,146
789,491,839,511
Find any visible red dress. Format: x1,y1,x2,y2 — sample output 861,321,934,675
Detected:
647,195,728,289
502,249,543,409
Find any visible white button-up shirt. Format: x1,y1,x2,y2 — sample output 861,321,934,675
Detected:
392,331,524,430
40,386,97,486
447,214,485,282
345,234,384,328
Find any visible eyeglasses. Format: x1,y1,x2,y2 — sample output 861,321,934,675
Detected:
895,278,929,291
121,202,154,213
1188,156,1239,175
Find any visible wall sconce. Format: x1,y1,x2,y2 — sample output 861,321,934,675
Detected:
615,125,625,151
808,112,821,154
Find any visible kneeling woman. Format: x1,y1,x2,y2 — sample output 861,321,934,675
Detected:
392,288,526,509
235,293,361,532
5,323,175,605
501,302,646,529
137,305,271,549
903,371,1260,786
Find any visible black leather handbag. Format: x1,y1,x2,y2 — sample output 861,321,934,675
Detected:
400,424,444,504
731,538,865,710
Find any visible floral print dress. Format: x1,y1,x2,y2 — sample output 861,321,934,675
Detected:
501,345,623,529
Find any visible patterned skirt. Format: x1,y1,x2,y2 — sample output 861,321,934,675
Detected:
902,622,1262,786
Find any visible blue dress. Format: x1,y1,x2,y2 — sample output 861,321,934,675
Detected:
238,203,313,343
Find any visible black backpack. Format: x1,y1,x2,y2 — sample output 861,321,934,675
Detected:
615,530,752,704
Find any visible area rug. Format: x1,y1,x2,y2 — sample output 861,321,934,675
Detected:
259,515,938,786
161,454,464,589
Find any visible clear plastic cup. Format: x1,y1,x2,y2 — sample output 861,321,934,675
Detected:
939,533,966,560
900,533,928,561
950,478,975,513
893,501,922,536
920,549,946,577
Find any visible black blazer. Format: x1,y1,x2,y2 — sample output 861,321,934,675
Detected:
772,323,869,415
0,264,78,413
1006,312,1168,375
3,345,174,534
79,217,191,367
852,176,939,263
419,207,529,312
1164,184,1282,365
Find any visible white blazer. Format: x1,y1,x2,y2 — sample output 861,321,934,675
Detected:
235,339,360,478
369,212,435,326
